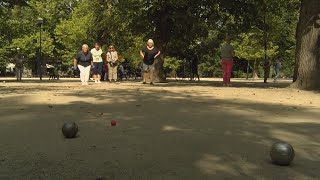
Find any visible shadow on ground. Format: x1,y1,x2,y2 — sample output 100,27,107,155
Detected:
0,83,319,179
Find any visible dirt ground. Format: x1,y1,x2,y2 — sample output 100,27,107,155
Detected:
0,78,319,180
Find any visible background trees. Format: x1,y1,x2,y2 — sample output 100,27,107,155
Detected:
2,0,317,89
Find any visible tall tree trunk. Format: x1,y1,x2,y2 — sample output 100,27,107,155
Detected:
246,60,250,79
253,59,259,79
292,0,320,90
154,9,169,83
263,0,268,83
154,52,166,82
264,60,271,83
293,1,304,82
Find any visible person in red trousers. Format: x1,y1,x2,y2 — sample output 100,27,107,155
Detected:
221,36,235,86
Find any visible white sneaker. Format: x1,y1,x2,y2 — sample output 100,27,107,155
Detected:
96,81,102,84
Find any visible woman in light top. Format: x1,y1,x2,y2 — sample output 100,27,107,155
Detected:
106,45,119,82
90,42,103,83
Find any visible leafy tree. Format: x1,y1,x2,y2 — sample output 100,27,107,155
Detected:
0,0,301,84
233,32,279,79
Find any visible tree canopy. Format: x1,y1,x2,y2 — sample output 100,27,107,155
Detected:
0,0,300,78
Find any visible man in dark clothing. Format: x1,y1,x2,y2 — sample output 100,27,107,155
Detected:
140,39,161,85
74,44,93,85
15,56,24,81
190,54,200,81
122,58,131,80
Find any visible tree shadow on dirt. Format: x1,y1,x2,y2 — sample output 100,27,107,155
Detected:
0,78,292,89
0,86,319,179
145,79,292,89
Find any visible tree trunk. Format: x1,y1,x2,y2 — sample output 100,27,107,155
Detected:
264,60,271,83
293,1,304,82
263,0,268,83
154,8,169,83
246,60,250,79
292,0,320,90
154,54,166,82
252,59,259,79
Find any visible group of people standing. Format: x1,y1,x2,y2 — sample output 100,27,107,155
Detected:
73,43,119,85
74,39,160,85
73,37,281,86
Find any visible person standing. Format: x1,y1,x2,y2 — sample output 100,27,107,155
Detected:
221,36,235,86
106,45,119,82
140,39,161,85
74,44,93,85
103,62,108,81
118,61,125,81
15,56,24,81
274,59,282,82
122,58,131,80
190,53,200,81
90,43,104,83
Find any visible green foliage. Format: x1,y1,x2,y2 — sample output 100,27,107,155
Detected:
0,0,300,78
164,57,183,71
233,32,279,61
120,36,145,69
11,32,55,59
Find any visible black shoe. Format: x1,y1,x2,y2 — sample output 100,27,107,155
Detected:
150,82,154,85
143,82,147,84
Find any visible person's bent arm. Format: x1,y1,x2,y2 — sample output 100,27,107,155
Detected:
106,54,110,62
154,51,161,59
140,51,145,59
114,52,119,63
74,58,77,66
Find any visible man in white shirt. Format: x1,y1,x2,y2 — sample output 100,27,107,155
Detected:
90,43,104,83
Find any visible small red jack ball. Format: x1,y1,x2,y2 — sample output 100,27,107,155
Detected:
111,120,117,126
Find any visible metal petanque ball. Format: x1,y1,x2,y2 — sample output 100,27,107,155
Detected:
270,142,295,166
62,121,78,139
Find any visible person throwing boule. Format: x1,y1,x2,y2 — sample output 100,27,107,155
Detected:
74,44,93,86
140,39,161,85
